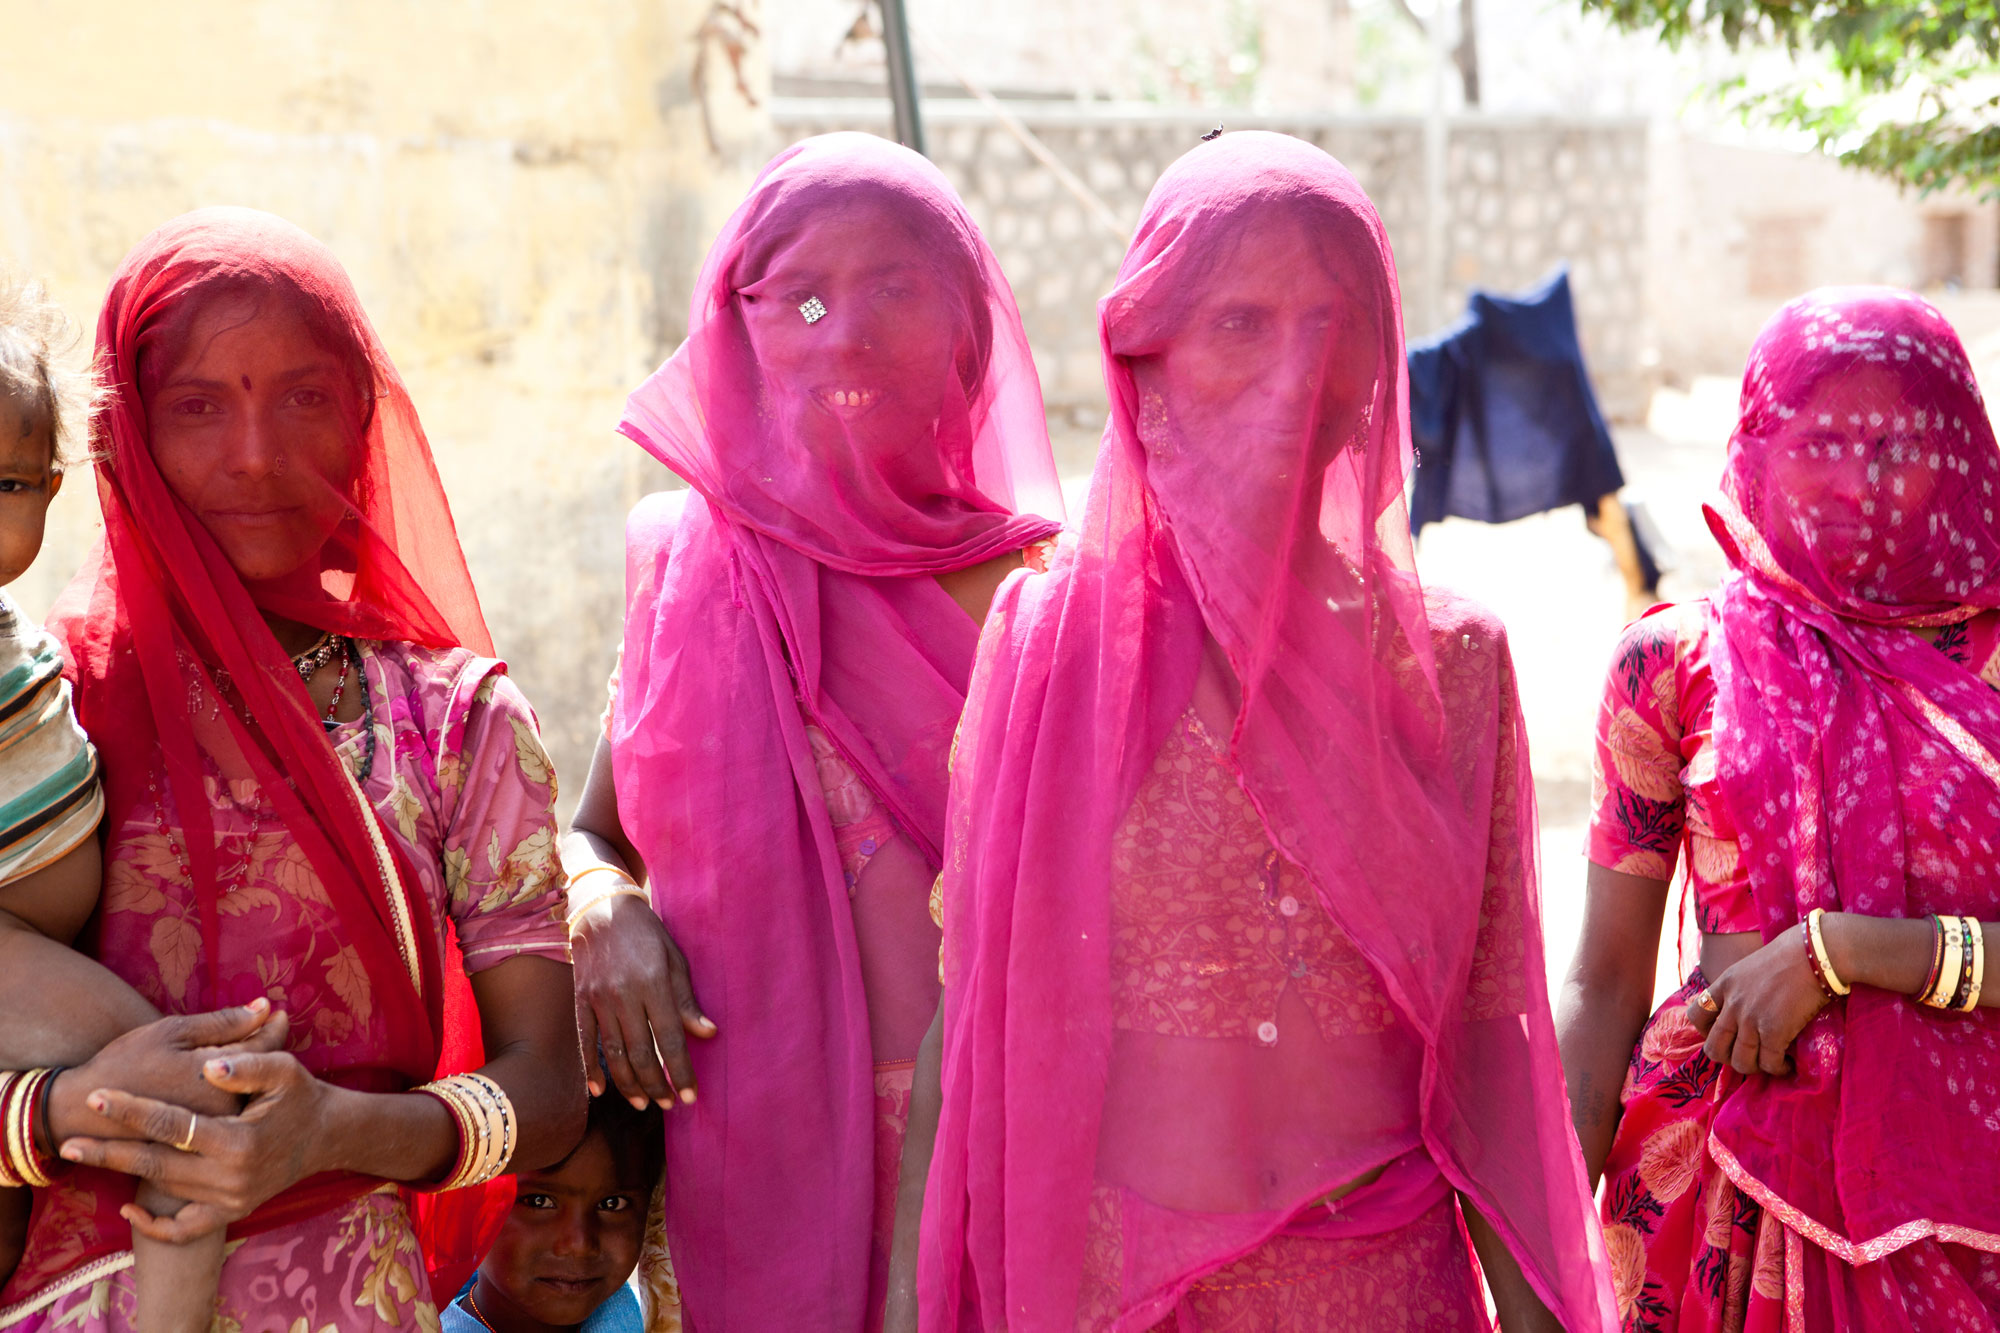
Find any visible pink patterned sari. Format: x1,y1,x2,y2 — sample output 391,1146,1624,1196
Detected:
1638,287,2000,1329
919,133,1614,1332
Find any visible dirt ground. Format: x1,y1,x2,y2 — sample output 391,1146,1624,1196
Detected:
1414,377,1739,1006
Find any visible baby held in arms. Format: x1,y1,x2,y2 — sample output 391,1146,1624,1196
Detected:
0,275,226,1331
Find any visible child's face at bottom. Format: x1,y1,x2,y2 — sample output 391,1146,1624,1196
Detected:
0,396,61,589
473,1134,646,1330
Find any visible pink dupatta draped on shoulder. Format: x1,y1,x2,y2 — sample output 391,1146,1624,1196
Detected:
1703,289,2000,1268
919,133,1613,1331
609,133,1063,1330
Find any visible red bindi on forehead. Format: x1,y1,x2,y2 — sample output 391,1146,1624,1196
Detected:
240,375,252,391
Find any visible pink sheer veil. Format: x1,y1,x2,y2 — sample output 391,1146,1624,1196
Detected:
1704,288,2000,1261
610,132,1063,1329
919,132,1613,1330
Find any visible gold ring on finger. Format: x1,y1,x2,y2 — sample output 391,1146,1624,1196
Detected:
1695,988,1719,1012
174,1111,198,1153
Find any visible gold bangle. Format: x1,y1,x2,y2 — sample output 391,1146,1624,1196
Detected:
418,1072,517,1191
1959,917,1986,1013
1807,908,1851,997
0,1072,23,1189
566,869,649,931
1,1068,54,1189
568,863,638,895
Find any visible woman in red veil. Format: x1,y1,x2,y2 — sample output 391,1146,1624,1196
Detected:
0,207,582,1331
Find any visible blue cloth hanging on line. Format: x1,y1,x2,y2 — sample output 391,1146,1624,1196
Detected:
1407,267,1625,533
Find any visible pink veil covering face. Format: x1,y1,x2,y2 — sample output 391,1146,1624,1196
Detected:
919,132,1613,1331
1703,288,2000,1259
610,132,1062,1330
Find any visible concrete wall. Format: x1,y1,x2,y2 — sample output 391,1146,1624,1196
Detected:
0,0,770,812
774,101,1653,437
1647,133,2000,385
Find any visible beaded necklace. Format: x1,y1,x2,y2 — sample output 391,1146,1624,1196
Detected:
461,1287,498,1331
149,638,377,892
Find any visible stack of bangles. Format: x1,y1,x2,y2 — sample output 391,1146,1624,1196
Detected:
0,1067,61,1188
416,1072,517,1191
1916,912,1987,1012
566,863,648,934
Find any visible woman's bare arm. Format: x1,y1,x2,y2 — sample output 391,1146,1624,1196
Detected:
564,733,714,1107
1554,862,1670,1185
1463,1198,1563,1333
884,1003,945,1333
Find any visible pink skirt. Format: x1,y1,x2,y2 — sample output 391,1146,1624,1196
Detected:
0,1187,434,1333
1143,1195,1484,1332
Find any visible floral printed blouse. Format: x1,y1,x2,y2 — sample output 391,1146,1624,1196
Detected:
1586,600,2000,933
97,641,568,1032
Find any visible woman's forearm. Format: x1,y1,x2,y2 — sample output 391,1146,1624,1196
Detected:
1556,864,1670,1185
1463,1196,1562,1333
316,1022,584,1184
1554,976,1650,1186
885,1005,945,1333
1821,912,2000,1006
314,1085,459,1184
563,734,646,885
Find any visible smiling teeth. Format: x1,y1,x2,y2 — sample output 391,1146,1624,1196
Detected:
831,389,875,408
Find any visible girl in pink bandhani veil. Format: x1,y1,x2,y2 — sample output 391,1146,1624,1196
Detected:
1561,286,2000,1330
904,132,1614,1331
563,132,1064,1332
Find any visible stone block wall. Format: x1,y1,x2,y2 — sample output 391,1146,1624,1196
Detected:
775,102,1651,429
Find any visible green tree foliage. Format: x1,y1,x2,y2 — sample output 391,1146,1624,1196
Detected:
1578,0,2000,194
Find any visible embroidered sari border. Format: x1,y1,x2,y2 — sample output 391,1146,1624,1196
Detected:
1708,1131,2000,1264
0,1251,134,1328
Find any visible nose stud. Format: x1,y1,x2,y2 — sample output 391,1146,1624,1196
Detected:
799,296,827,325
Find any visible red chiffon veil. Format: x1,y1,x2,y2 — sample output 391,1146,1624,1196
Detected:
23,207,500,1302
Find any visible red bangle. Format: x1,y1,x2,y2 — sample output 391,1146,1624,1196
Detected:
1802,919,1835,999
1919,914,1947,1004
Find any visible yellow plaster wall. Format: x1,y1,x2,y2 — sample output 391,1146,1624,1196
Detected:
0,0,771,809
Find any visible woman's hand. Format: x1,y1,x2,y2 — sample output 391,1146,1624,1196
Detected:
1686,929,1830,1076
46,1001,286,1147
570,891,715,1109
57,1043,331,1244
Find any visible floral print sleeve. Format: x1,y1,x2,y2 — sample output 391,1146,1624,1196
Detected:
1587,607,1688,884
438,669,568,971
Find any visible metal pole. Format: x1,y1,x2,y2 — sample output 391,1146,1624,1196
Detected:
879,0,927,157
1423,0,1450,331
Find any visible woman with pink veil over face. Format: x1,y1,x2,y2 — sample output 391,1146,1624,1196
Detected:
1560,287,2000,1330
562,133,1064,1332
908,132,1615,1332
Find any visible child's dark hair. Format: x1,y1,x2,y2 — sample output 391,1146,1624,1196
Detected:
579,1092,665,1195
0,273,99,470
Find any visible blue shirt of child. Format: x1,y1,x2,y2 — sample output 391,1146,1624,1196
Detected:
439,1276,644,1333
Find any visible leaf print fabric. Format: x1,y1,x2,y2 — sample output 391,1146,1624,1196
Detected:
1590,592,2000,1330
0,641,567,1331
